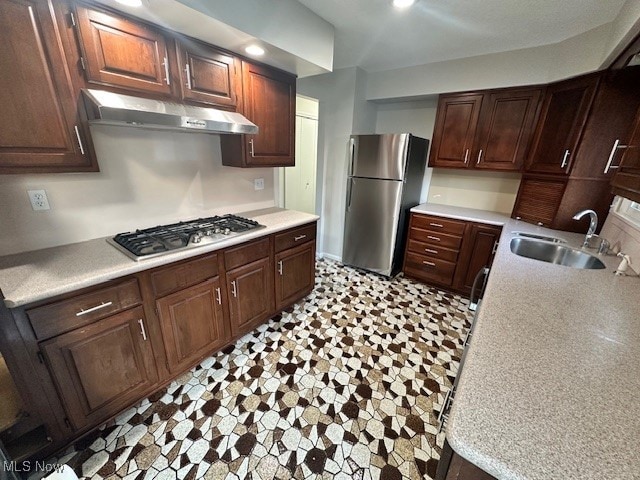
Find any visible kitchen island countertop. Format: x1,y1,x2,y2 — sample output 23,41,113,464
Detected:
412,203,640,480
0,208,318,308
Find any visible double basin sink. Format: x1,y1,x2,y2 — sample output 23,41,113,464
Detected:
510,233,606,270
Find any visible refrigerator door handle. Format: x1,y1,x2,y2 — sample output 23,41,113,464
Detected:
346,178,354,210
348,138,356,176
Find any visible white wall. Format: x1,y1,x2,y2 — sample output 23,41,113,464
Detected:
297,68,359,260
365,24,618,102
375,99,437,203
0,126,275,256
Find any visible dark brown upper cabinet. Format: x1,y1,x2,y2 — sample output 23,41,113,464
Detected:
525,75,599,176
429,94,483,169
570,68,640,180
0,0,96,174
611,107,640,203
73,5,173,96
473,88,542,171
175,39,240,109
222,61,296,167
429,87,542,172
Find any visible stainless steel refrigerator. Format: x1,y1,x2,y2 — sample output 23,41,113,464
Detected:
343,133,429,277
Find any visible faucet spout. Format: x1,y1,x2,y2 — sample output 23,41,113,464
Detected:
573,209,598,247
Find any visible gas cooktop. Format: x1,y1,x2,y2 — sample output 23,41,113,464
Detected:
108,214,264,261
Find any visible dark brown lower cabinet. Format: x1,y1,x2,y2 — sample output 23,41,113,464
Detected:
275,241,316,310
453,223,502,292
436,441,497,480
156,277,228,374
1,221,317,461
227,257,274,336
403,213,501,296
40,306,157,431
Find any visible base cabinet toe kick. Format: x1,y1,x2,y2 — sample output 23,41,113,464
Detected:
0,221,317,462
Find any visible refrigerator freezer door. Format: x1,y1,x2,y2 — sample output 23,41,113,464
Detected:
343,177,403,276
349,134,409,180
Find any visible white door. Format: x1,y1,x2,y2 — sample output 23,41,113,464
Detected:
284,96,318,214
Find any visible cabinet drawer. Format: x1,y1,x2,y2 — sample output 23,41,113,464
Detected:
407,239,459,263
27,279,142,340
224,237,270,271
274,223,317,253
409,228,463,250
412,214,466,235
404,252,457,286
151,253,218,298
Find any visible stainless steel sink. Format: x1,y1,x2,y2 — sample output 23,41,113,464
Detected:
510,237,606,269
511,231,567,244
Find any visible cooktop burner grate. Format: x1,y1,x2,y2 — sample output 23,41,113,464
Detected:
109,214,263,260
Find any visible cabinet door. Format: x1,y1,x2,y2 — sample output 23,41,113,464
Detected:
74,5,172,95
526,76,599,175
429,93,483,168
474,88,542,171
239,62,296,167
453,224,502,294
41,307,157,431
227,257,274,336
511,177,567,227
0,0,95,173
156,278,228,374
612,109,640,203
571,69,640,180
275,242,316,311
176,39,239,108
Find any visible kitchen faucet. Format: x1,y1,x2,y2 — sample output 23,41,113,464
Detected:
572,209,603,250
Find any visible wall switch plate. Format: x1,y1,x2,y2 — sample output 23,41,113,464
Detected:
27,189,50,211
254,178,265,191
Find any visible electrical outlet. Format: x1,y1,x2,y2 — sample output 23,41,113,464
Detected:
27,189,50,211
254,178,265,191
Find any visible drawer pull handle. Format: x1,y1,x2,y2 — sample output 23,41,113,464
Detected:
76,301,112,317
429,223,443,228
294,235,307,241
422,261,436,267
278,260,283,276
231,280,237,298
427,235,441,242
425,248,438,254
215,287,222,305
138,319,147,341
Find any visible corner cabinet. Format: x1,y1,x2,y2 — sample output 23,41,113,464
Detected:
221,62,296,167
0,0,96,174
611,106,640,203
429,87,542,172
524,75,599,175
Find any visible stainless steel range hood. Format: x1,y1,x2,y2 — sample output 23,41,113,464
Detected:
82,89,258,135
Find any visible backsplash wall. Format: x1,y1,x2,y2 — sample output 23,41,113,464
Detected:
0,126,275,256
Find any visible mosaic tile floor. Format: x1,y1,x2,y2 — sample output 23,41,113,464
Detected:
47,259,472,480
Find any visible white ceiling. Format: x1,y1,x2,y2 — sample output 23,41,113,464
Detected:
297,0,628,72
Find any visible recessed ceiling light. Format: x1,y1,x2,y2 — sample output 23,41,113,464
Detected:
393,0,415,8
245,44,265,56
116,0,143,6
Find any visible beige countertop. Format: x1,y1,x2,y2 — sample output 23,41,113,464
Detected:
0,208,318,308
412,203,640,480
